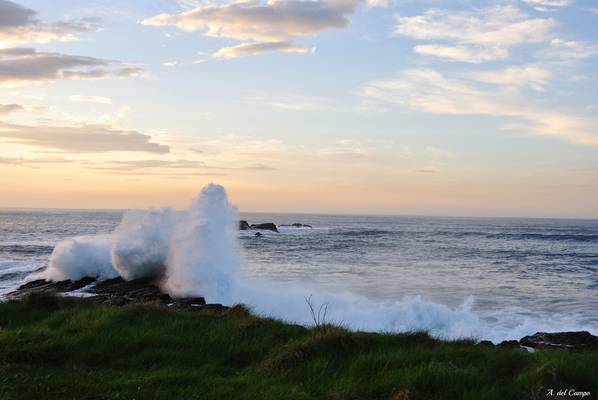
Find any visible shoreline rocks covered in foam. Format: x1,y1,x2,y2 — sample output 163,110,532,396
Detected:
9,277,227,312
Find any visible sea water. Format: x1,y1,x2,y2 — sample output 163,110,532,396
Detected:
1,208,597,342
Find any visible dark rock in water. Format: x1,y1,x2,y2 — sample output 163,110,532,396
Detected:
240,220,279,232
10,276,228,313
88,277,172,305
10,277,96,299
250,223,279,233
519,331,598,352
280,223,313,228
239,220,251,230
255,232,263,237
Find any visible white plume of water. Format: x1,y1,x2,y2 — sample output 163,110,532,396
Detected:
163,183,240,301
40,235,118,281
111,208,177,281
38,183,240,300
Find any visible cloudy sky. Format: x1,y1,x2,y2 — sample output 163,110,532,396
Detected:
1,0,597,217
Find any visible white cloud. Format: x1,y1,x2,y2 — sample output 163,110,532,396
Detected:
162,60,178,67
68,95,113,104
394,5,557,62
0,121,169,153
0,48,143,87
213,41,313,58
143,0,359,58
362,68,598,146
414,44,508,64
0,0,99,47
522,0,573,12
542,38,598,60
470,65,552,91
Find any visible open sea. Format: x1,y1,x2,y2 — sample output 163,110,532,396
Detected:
1,209,597,342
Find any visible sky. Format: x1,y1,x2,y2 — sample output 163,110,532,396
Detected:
0,0,597,218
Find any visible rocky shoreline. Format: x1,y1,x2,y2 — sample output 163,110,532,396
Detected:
8,277,598,352
10,277,228,312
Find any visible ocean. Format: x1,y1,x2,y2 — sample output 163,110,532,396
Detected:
1,209,597,342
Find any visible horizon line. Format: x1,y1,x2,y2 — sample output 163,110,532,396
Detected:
1,206,597,222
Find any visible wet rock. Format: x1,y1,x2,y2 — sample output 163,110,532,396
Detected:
9,276,227,312
280,223,313,228
519,331,598,352
239,220,251,230
250,223,279,233
88,277,172,305
170,297,207,308
9,277,97,299
497,340,520,349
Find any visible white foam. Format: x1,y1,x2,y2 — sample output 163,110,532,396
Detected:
111,208,177,280
163,183,240,301
37,235,118,281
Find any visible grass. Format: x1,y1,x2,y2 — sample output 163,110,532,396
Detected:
0,294,596,400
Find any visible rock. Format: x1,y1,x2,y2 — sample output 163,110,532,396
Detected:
88,277,173,305
9,276,226,312
255,232,263,237
250,223,279,233
497,340,520,349
280,223,313,228
71,276,96,290
519,331,598,352
239,220,251,230
170,297,207,308
9,277,97,299
240,220,279,232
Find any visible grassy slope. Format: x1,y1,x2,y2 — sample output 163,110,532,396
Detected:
0,295,596,400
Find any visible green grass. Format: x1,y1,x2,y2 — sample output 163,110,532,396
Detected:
0,294,596,400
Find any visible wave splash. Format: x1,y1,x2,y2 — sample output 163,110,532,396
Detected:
36,183,240,302
31,184,595,342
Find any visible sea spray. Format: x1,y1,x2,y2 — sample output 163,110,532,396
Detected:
38,184,240,300
111,208,177,281
163,183,240,301
40,235,117,281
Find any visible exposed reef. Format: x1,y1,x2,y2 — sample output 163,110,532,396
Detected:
10,277,227,312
